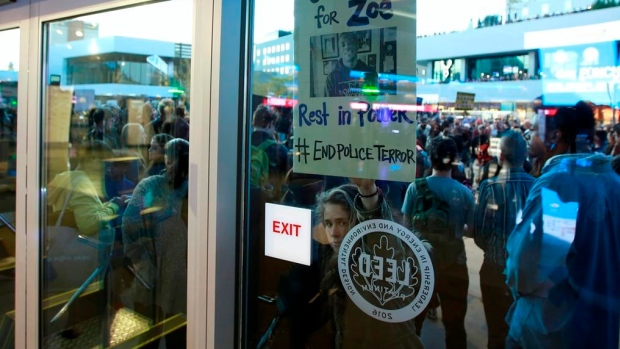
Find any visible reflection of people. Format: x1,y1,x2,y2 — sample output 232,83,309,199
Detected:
473,130,534,349
505,102,620,349
251,105,289,198
144,133,173,177
46,141,130,337
83,107,120,148
122,138,189,349
145,99,173,146
83,108,106,143
401,137,474,349
48,141,128,236
324,32,374,97
162,106,190,141
530,104,593,177
279,179,424,348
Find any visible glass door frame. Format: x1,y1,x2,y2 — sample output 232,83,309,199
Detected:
188,0,244,347
14,0,243,347
0,7,30,348
0,3,30,348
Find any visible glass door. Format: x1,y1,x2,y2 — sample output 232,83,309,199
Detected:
241,1,620,349
0,27,19,349
39,1,192,347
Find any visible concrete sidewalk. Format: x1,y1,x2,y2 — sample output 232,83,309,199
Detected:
419,237,489,349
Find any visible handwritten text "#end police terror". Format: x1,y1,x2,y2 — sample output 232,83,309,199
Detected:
290,139,415,165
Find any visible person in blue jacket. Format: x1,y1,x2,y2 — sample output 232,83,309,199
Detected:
505,101,620,349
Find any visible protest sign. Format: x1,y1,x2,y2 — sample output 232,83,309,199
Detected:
293,0,417,182
489,137,501,158
455,92,475,110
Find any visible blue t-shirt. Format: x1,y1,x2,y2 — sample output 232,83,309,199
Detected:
401,176,475,240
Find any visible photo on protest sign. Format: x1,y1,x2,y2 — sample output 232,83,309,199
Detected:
310,28,398,98
294,0,416,182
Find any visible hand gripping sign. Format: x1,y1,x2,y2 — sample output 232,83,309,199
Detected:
338,219,434,323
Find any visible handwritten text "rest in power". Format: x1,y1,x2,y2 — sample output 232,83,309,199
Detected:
298,102,414,127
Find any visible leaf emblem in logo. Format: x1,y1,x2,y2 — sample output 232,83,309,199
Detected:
351,235,420,306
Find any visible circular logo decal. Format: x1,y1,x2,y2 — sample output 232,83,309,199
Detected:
338,219,435,323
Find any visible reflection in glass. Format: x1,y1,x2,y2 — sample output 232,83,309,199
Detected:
0,28,19,349
40,1,191,347
245,1,620,349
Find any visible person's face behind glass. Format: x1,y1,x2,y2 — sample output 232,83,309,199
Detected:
149,140,165,163
323,203,350,251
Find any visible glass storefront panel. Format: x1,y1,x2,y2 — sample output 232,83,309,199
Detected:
242,1,620,348
0,28,19,348
40,1,192,347
468,53,531,82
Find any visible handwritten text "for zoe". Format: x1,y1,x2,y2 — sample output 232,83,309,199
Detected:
311,0,394,29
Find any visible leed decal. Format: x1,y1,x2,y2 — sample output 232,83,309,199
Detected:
338,219,434,323
351,236,417,305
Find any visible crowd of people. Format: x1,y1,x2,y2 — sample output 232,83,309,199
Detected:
43,93,620,348
45,96,190,346
250,102,620,349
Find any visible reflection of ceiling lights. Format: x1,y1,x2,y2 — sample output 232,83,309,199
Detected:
121,62,126,66
66,44,72,49
56,29,63,35
89,40,99,54
75,30,84,37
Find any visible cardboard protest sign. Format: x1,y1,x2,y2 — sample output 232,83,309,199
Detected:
47,86,73,143
489,137,501,158
455,92,475,111
293,0,417,182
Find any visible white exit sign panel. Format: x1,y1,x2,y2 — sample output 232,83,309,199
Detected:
264,203,312,266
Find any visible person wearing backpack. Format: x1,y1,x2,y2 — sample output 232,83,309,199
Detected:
250,105,289,199
401,136,475,349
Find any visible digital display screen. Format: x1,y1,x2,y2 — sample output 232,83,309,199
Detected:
539,41,619,106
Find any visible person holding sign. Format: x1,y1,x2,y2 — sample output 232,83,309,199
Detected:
324,32,375,97
278,178,425,348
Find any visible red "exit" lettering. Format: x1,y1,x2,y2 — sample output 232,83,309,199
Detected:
273,221,301,237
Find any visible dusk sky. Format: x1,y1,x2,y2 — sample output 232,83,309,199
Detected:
253,0,506,42
1,0,507,72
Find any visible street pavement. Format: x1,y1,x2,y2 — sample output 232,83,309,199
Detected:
419,237,489,349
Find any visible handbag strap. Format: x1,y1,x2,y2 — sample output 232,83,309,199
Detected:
54,174,81,227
